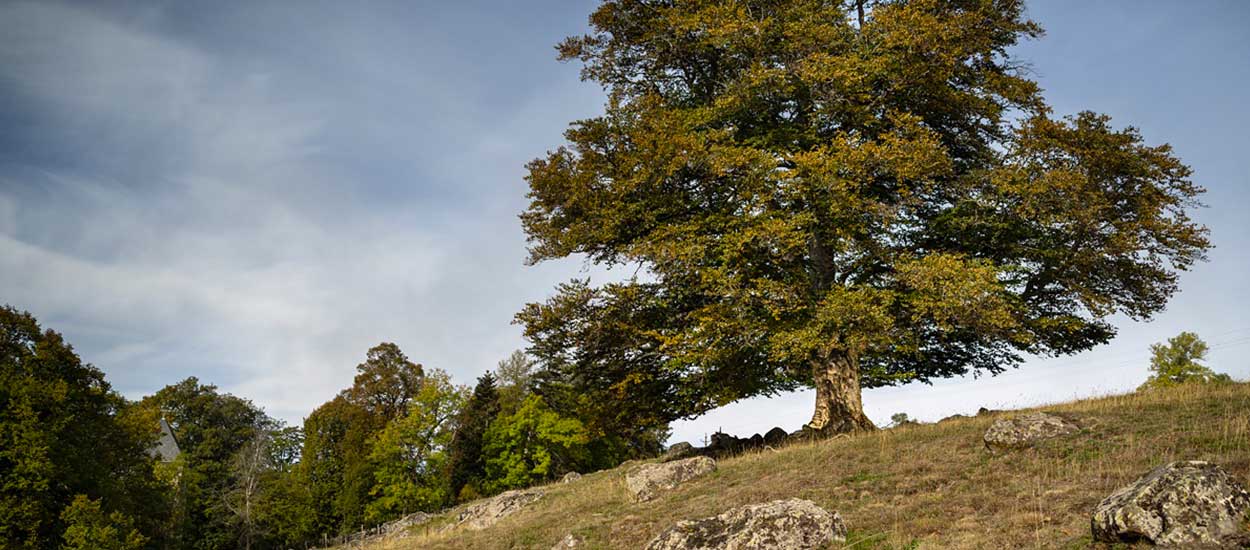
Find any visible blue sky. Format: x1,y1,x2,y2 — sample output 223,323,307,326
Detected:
1,1,1247,445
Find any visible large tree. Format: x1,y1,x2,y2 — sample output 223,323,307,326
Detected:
445,373,501,501
519,0,1211,434
366,368,466,521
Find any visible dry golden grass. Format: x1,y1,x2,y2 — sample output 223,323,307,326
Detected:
356,382,1250,550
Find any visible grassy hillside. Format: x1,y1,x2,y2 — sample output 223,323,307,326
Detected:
361,382,1250,549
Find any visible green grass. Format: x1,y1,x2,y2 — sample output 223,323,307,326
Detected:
361,382,1250,550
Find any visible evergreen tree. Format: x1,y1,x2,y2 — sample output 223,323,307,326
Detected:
445,372,501,501
520,0,1211,434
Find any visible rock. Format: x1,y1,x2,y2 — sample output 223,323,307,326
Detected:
708,432,742,455
763,427,788,446
748,433,764,448
661,442,699,462
1092,461,1250,547
561,471,582,483
644,498,846,550
552,533,585,549
456,488,545,530
938,414,968,423
983,412,1078,451
976,407,1001,416
625,456,716,502
381,511,432,538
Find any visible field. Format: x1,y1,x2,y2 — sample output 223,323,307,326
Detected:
359,382,1250,549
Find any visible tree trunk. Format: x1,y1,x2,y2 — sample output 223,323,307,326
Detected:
805,351,876,434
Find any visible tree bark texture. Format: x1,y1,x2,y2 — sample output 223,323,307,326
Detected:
806,352,876,434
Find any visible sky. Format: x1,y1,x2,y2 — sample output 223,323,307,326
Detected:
1,0,1247,446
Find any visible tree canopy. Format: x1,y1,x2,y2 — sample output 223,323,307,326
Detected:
519,0,1211,433
1139,331,1229,390
0,306,165,549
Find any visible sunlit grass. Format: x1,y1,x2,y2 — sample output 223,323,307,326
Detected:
356,382,1249,550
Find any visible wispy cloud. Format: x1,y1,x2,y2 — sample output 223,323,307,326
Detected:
2,0,1247,441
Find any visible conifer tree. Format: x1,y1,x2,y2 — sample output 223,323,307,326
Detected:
445,373,501,501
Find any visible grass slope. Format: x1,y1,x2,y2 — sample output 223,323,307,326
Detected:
366,382,1250,549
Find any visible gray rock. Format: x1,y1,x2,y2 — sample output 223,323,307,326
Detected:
644,498,846,550
748,433,764,448
456,488,545,530
625,456,716,502
983,412,1078,451
552,533,585,549
763,427,788,446
708,432,741,454
561,471,582,483
380,511,433,538
661,441,699,462
1092,461,1250,548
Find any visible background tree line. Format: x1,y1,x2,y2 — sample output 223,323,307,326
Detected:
0,306,665,550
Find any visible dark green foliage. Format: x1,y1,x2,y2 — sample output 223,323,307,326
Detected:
137,378,270,550
0,306,166,549
296,394,378,536
446,372,501,501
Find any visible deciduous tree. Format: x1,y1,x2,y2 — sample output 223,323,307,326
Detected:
520,0,1211,434
366,369,466,521
0,306,165,549
1139,331,1228,390
481,395,590,492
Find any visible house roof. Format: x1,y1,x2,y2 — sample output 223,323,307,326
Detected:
149,417,181,462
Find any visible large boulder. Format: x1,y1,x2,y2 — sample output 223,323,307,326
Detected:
561,471,582,483
626,456,717,502
983,412,1078,452
645,498,846,550
1092,461,1250,547
661,441,700,462
763,427,788,446
707,432,744,456
456,488,545,530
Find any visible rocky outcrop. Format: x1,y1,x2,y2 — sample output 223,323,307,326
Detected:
626,456,716,502
644,498,846,550
983,412,1078,451
661,442,699,462
377,511,433,539
1092,461,1250,547
763,427,788,446
561,471,582,483
456,488,545,530
552,533,585,549
664,427,798,461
